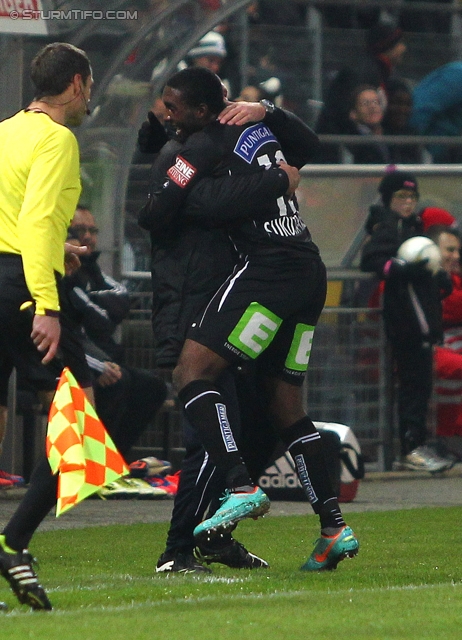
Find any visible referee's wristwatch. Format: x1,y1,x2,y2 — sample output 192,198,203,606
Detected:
260,99,276,114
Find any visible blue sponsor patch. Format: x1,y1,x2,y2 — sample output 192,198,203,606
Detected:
234,124,277,164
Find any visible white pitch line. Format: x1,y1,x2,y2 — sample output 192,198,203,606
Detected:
4,580,458,617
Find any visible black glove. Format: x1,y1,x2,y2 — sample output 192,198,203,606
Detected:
386,257,430,281
436,269,453,298
137,111,169,154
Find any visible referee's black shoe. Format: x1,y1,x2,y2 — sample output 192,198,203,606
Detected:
0,535,52,610
196,537,269,569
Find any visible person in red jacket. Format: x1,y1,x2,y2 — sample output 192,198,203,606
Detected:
427,222,462,460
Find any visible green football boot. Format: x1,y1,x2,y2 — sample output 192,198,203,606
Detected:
301,525,359,571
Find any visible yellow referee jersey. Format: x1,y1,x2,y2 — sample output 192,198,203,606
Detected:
0,110,81,315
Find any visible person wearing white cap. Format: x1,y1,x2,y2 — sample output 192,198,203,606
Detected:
186,31,227,75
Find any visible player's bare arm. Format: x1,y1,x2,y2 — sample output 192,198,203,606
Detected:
218,101,265,126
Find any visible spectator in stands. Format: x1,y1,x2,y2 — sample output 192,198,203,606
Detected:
360,170,454,472
426,223,462,461
364,16,406,94
316,16,406,142
410,61,462,163
213,20,241,100
246,47,284,106
318,79,422,164
237,85,265,102
317,84,414,164
344,85,390,163
237,83,278,104
421,206,459,234
66,206,167,455
184,30,227,76
180,30,239,100
382,78,422,164
68,207,129,361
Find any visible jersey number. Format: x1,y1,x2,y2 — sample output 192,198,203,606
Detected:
257,151,297,217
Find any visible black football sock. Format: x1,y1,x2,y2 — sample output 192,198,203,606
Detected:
178,380,253,490
280,416,346,531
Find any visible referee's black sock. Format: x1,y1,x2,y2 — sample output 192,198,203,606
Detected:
178,380,253,490
2,456,58,551
280,416,346,532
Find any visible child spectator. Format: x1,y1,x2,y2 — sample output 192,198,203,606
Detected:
360,170,454,472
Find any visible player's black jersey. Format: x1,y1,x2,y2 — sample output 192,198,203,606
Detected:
143,108,320,256
211,120,314,255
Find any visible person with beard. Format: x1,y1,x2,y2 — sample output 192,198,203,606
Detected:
66,206,167,459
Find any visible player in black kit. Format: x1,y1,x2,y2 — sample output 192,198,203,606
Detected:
139,115,293,573
141,67,359,572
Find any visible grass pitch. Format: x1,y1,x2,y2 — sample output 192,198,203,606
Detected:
1,506,461,639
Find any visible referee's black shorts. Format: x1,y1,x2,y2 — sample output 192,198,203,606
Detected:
188,250,327,386
0,253,92,403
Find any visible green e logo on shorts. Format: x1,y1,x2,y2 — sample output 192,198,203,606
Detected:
228,302,282,359
285,324,315,372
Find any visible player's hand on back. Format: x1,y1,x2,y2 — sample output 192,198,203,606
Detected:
278,161,300,196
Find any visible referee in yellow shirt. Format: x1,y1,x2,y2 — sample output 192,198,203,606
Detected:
0,42,93,611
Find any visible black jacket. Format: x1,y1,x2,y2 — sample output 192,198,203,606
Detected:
360,206,448,346
138,107,319,367
382,266,448,347
360,206,424,275
140,140,290,367
139,108,320,256
64,252,130,363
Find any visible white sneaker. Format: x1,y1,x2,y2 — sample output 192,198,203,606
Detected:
403,446,454,473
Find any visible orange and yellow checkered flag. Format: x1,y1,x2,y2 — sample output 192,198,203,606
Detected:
46,367,129,516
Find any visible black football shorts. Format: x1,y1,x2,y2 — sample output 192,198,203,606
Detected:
0,254,92,396
188,251,327,386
